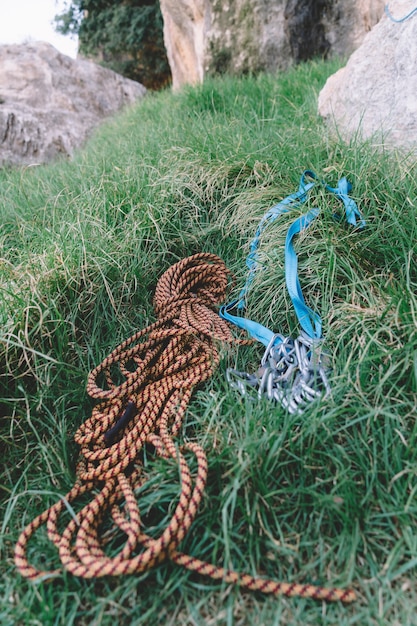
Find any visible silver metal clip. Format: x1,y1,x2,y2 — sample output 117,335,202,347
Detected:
226,332,332,414
226,368,258,397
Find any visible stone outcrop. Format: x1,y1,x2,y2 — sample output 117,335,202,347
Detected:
159,0,385,90
318,2,417,150
0,42,146,167
158,0,209,89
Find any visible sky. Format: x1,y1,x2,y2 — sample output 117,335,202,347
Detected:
0,0,78,58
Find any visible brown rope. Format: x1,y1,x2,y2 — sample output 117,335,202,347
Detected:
14,252,356,603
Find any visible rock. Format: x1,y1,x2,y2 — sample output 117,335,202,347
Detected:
285,0,385,61
0,42,146,167
158,0,209,90
159,0,385,90
318,2,417,150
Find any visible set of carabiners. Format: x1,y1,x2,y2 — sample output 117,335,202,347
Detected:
220,170,365,413
227,331,332,414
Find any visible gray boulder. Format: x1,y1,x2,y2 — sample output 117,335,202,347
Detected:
0,42,146,167
318,5,417,150
159,0,385,90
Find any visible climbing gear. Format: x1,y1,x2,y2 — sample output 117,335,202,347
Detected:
15,252,356,603
385,3,417,22
226,331,331,413
221,171,365,413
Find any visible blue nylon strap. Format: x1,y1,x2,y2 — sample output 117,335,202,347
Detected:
236,170,317,310
221,205,322,344
325,177,366,229
219,301,276,347
220,170,365,344
285,207,321,339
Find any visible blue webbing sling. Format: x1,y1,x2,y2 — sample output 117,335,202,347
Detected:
220,170,365,413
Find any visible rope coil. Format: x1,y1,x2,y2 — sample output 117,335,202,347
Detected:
15,252,356,603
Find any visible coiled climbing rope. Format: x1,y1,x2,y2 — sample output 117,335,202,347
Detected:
15,252,355,603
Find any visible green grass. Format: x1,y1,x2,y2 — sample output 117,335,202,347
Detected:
1,58,417,625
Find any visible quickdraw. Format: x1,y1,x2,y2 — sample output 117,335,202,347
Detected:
220,170,365,413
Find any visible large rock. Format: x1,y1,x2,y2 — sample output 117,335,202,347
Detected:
159,0,385,90
158,0,209,89
0,42,146,167
318,3,417,150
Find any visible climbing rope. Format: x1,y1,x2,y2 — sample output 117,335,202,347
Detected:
15,252,355,602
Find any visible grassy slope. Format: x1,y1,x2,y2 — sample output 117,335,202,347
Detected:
1,59,417,625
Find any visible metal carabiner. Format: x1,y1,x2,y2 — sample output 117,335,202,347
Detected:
226,331,332,415
226,368,258,397
260,333,286,367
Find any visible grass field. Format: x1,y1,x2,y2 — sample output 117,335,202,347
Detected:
1,58,417,625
